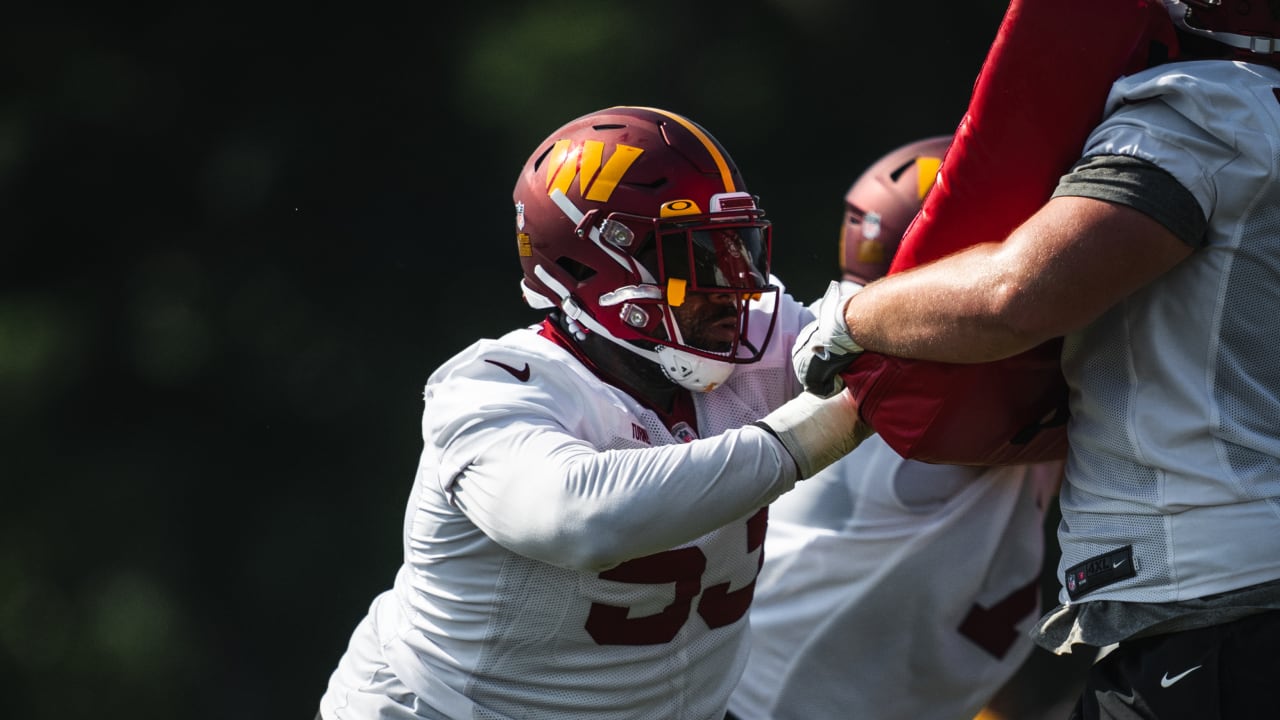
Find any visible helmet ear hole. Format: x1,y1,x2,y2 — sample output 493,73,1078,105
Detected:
555,257,597,283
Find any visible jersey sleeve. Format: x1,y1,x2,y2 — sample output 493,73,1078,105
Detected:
1064,74,1239,247
1053,154,1207,247
423,358,797,573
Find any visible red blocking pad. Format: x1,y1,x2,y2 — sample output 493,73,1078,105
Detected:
841,0,1177,465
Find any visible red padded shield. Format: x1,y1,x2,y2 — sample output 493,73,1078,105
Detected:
840,0,1177,465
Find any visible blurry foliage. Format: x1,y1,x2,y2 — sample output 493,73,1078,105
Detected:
1,3,1007,718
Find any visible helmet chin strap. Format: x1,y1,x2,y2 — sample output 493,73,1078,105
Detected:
654,345,735,393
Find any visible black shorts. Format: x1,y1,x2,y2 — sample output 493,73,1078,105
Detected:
1070,610,1280,720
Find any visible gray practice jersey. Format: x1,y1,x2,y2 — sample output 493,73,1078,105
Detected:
1052,59,1280,610
321,287,812,720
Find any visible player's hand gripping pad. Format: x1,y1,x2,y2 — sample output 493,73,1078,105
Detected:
839,0,1177,466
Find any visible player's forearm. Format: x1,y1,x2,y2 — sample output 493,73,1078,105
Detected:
845,242,1049,363
845,196,1196,364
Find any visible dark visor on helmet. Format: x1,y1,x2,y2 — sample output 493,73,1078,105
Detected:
657,225,770,291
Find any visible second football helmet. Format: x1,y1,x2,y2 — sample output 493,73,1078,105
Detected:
839,135,951,285
512,106,778,392
1163,0,1280,54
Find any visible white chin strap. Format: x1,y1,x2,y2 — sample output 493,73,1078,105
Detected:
655,346,735,393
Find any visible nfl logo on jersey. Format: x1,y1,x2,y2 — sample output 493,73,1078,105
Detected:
671,422,698,443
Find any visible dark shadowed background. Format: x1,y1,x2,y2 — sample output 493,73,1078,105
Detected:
1,3,1015,717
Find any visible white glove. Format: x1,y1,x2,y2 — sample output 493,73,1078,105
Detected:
792,280,864,397
754,390,872,479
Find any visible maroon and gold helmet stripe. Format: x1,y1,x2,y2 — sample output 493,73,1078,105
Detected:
628,106,737,193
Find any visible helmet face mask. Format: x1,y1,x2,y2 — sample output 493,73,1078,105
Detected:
513,107,779,391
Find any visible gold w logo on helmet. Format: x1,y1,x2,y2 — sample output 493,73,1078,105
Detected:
544,139,644,203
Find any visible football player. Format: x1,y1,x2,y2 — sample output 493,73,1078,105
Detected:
799,2,1280,717
316,106,869,720
727,136,1065,720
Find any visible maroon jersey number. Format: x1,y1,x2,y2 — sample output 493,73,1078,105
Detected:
586,509,767,645
957,577,1039,659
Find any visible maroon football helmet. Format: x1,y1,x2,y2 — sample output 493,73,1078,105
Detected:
839,135,951,285
512,106,778,391
1164,0,1280,54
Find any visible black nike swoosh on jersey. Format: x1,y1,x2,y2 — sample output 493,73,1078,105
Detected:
485,359,531,382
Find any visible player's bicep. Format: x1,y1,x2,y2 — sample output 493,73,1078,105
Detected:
995,194,1193,339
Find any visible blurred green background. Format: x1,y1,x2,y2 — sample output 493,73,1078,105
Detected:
1,2,1011,717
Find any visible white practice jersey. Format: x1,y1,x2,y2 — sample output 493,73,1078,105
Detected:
728,435,1061,720
1055,60,1280,605
321,288,813,720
